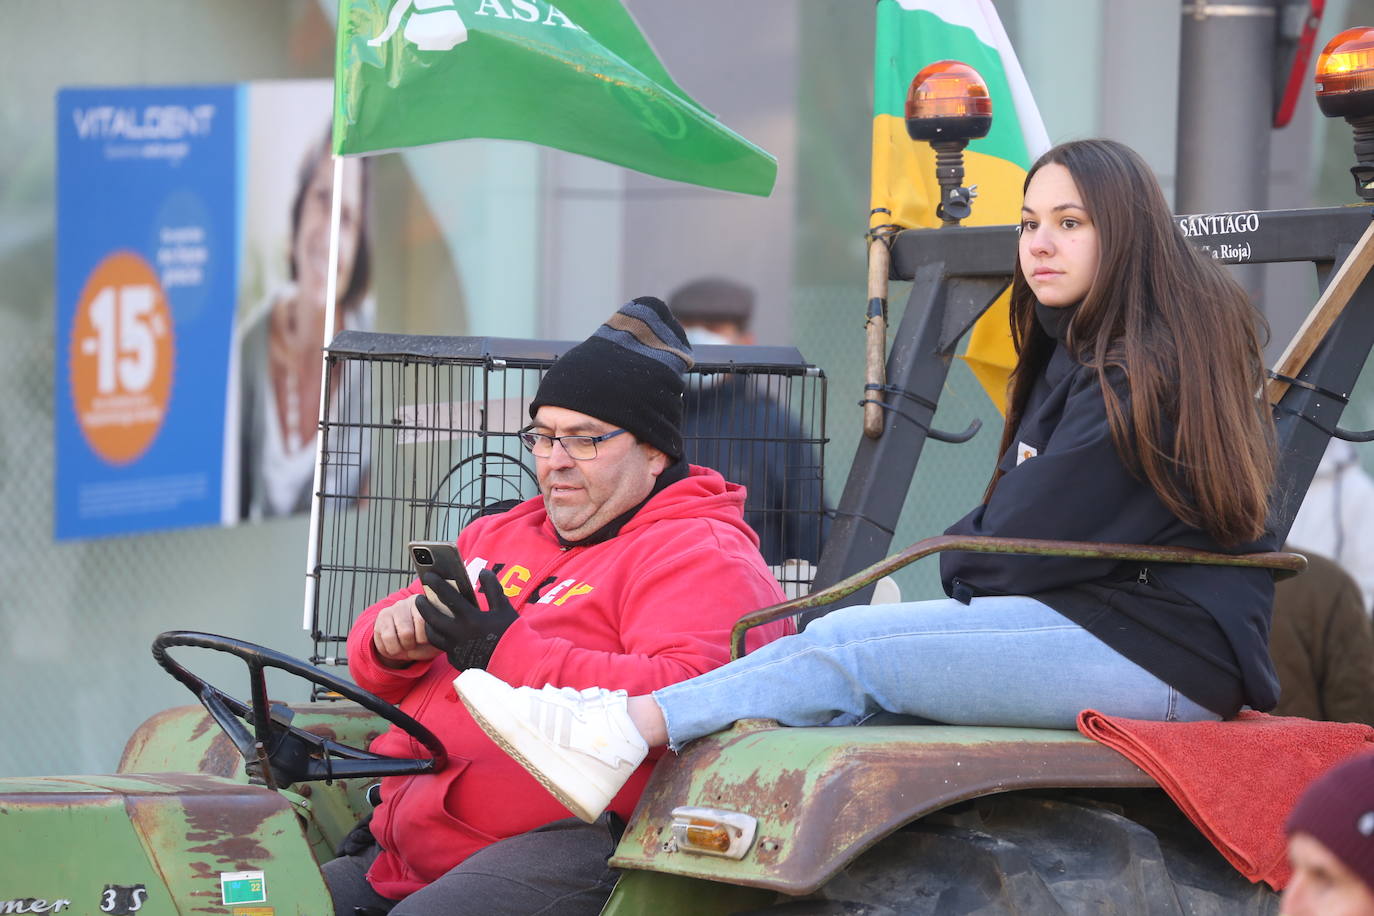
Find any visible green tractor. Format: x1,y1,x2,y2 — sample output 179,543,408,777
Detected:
7,44,1374,916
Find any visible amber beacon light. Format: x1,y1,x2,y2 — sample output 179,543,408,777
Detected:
905,60,992,225
1316,27,1374,200
905,60,993,142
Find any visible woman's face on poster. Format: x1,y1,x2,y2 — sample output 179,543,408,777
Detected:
294,154,364,305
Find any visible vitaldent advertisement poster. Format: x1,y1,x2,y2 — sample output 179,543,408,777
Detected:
54,85,239,539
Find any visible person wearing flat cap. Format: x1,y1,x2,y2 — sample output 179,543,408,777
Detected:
1283,751,1374,915
670,277,831,567
325,297,792,916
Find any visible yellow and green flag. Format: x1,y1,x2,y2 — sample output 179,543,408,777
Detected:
334,0,777,196
872,0,1048,411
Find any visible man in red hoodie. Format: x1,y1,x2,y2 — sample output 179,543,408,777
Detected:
322,296,791,916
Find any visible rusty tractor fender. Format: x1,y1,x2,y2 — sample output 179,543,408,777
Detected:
608,719,1151,896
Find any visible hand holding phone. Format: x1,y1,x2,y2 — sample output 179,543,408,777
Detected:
407,540,518,671
409,540,478,614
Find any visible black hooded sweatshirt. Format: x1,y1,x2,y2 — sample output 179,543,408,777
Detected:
940,303,1279,716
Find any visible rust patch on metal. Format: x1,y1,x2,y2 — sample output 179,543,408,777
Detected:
188,710,216,742
127,789,275,861
699,763,807,828
753,836,784,865
182,803,275,859
617,730,1153,895
117,706,196,771
5,775,296,916
628,733,728,858
126,779,290,915
289,705,387,750
753,738,1153,892
819,749,909,857
120,701,389,780
199,732,246,778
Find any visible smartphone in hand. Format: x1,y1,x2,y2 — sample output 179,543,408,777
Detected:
408,540,479,615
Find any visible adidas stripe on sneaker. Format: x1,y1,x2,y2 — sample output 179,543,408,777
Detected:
455,669,649,823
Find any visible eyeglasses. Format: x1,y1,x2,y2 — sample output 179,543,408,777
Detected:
518,427,628,460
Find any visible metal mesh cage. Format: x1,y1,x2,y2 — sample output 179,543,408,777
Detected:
309,330,828,667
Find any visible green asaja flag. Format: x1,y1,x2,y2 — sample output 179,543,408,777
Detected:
334,0,778,196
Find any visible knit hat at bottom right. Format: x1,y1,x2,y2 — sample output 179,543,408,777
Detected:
1286,750,1374,891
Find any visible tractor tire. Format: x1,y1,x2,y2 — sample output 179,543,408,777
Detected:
742,789,1279,915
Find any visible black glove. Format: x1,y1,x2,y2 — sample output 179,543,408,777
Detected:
415,568,518,670
335,811,375,858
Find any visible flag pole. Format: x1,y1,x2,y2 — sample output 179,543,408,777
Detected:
302,155,346,631
863,218,897,439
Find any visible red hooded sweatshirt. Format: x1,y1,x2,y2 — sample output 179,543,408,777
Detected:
347,465,792,899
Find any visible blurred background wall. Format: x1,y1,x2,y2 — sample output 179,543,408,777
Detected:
4,0,1372,776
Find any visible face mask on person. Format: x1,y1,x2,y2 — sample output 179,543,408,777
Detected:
685,327,733,347
682,327,734,392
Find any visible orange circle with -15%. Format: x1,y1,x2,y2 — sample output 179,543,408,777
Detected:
69,250,176,465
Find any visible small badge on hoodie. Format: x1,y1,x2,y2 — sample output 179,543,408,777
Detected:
1016,442,1039,465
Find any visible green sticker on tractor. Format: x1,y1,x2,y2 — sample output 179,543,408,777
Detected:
220,871,267,906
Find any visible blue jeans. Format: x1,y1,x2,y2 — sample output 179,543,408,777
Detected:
652,596,1219,751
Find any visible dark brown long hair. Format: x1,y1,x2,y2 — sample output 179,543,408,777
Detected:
992,139,1275,546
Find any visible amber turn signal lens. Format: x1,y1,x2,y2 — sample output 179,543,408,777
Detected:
905,60,993,142
1316,27,1374,119
684,819,732,853
668,806,758,859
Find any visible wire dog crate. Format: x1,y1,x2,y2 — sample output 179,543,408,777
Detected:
308,329,828,667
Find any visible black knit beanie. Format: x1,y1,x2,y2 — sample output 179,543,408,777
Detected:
1286,751,1374,891
529,297,695,460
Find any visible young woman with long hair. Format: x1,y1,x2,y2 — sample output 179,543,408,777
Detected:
451,138,1281,824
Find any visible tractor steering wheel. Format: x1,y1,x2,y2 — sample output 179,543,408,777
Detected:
152,630,447,789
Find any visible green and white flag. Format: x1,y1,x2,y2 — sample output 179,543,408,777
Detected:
334,0,777,196
871,0,1049,411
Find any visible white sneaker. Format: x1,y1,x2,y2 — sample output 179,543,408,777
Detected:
455,668,649,823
